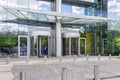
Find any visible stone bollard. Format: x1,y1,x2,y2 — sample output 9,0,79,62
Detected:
61,68,67,80
44,56,47,63
20,71,26,80
6,56,10,64
73,55,77,61
86,54,89,61
98,54,101,60
94,65,100,80
26,57,29,64
109,54,111,60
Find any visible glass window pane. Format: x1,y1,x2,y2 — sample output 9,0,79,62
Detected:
18,0,28,8
62,4,72,14
38,1,51,11
29,0,38,10
8,0,17,7
0,0,7,5
72,6,85,15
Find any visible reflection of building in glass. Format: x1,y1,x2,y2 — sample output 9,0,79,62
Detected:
0,0,119,57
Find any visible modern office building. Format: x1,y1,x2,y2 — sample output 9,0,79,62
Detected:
0,0,119,58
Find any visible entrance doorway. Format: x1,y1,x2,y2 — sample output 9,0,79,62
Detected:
62,32,80,56
62,38,69,55
80,38,86,55
18,35,28,57
71,38,78,55
38,36,49,57
31,35,49,57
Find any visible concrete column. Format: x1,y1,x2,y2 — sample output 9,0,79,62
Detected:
56,0,62,12
56,0,62,56
69,38,71,55
18,36,20,57
27,36,31,58
56,20,62,56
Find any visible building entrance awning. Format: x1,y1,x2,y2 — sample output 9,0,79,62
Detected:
0,5,110,25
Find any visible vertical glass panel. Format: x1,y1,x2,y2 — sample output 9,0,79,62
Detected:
30,36,37,56
41,37,48,56
62,4,72,14
71,38,78,55
80,39,85,54
0,36,18,58
62,38,69,55
20,37,27,56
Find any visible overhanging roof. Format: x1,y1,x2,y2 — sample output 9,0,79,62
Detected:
0,5,109,26
39,0,95,7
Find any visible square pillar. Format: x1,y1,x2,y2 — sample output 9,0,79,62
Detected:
56,20,62,56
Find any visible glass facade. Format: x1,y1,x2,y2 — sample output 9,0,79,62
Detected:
0,0,119,57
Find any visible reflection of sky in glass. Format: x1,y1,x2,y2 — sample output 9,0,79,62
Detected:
72,6,85,15
39,1,51,11
1,0,120,23
62,4,72,14
108,0,120,20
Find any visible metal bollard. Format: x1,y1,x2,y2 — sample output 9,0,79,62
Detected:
94,65,100,80
98,54,101,60
61,68,67,80
20,71,26,80
73,55,77,61
6,57,10,64
86,54,89,61
44,56,47,62
109,54,111,60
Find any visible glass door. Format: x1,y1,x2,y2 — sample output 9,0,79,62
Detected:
80,38,86,55
38,36,48,57
18,36,28,57
62,38,69,55
71,38,78,55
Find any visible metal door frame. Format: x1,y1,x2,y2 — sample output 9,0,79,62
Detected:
18,35,28,58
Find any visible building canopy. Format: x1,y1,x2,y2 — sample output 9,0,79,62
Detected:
0,5,109,26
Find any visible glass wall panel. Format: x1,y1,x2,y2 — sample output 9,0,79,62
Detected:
0,23,18,36
38,1,51,11
62,4,72,14
107,0,120,55
0,36,18,57
0,0,7,5
18,25,28,35
7,0,17,7
18,0,29,8
72,6,85,15
29,0,38,10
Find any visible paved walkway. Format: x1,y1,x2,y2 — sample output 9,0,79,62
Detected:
0,64,13,80
0,56,120,80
